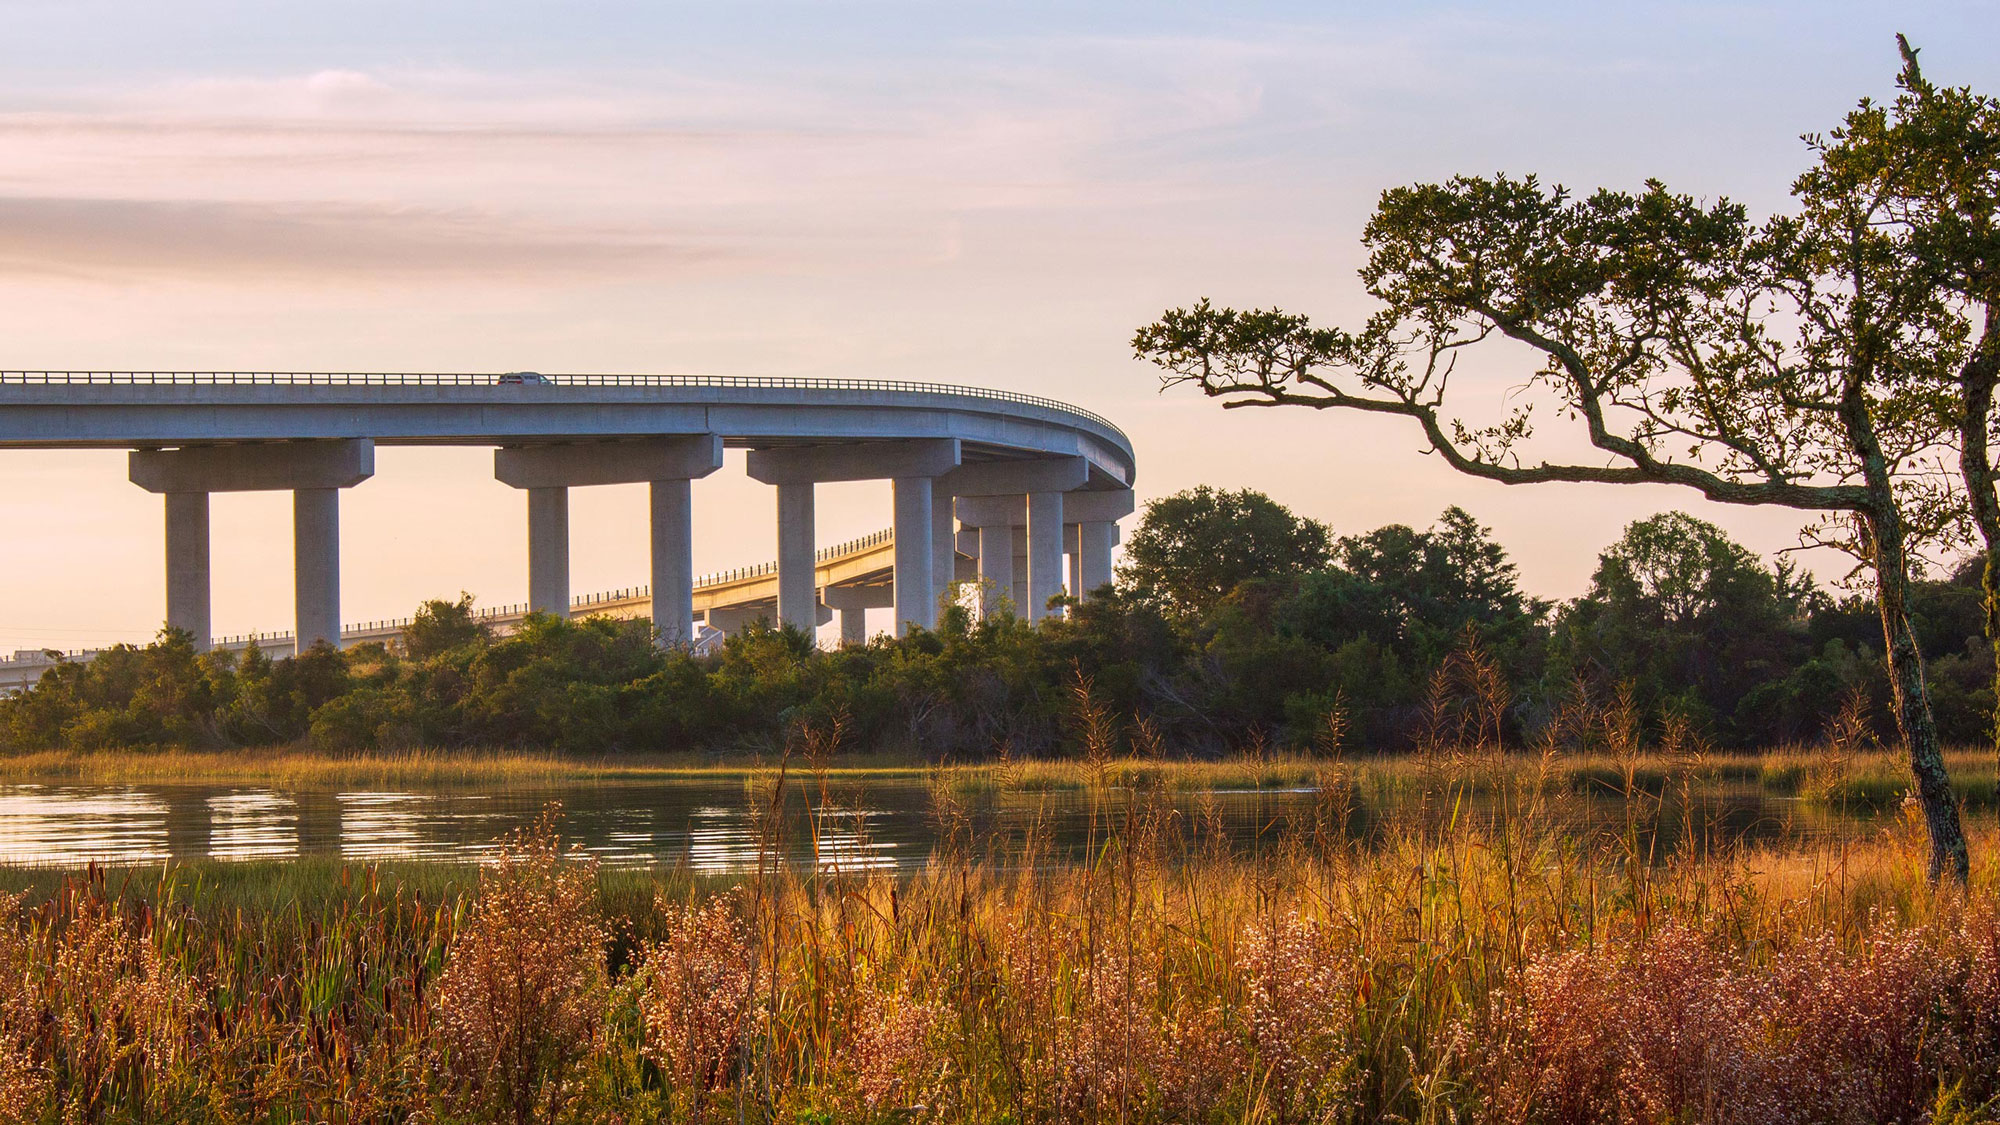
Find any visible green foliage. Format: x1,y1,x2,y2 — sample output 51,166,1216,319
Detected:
1553,513,1820,744
3,504,1998,759
1119,486,1333,621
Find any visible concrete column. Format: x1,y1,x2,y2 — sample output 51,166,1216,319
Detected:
932,497,957,618
1012,530,1029,614
1026,491,1064,623
1080,521,1117,598
493,434,725,644
892,476,936,633
1065,523,1083,607
132,439,372,656
823,584,887,644
977,522,1014,618
294,488,341,651
527,487,570,617
164,492,211,650
651,479,695,646
777,483,817,632
838,606,867,646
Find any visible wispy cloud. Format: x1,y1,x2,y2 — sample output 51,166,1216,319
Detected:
0,29,1447,283
0,197,740,282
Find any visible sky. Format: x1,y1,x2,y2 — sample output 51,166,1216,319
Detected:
0,1,1995,651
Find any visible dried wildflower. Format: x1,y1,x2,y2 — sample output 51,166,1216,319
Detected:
0,892,49,1123
1241,911,1357,1121
433,808,607,1125
636,891,761,1109
846,986,952,1113
1478,925,1779,1125
1769,920,1959,1121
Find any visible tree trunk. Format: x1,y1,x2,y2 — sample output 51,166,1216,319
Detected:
1868,507,1971,882
1956,308,2000,803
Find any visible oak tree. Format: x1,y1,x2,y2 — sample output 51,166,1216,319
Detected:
1134,48,1978,879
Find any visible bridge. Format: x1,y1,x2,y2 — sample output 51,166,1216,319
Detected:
0,371,1137,686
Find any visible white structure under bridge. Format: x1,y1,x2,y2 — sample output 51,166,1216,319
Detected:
0,372,1138,688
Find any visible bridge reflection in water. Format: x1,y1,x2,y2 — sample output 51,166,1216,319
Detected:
0,779,1835,873
0,783,947,873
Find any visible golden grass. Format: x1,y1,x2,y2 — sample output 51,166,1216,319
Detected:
0,746,938,787
0,787,1993,1123
5,743,1995,819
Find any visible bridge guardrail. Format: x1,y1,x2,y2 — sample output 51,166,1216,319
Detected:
0,371,1129,447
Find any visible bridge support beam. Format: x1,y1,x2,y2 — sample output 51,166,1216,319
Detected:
131,439,374,655
954,487,1134,618
824,584,889,647
650,479,696,646
294,488,343,649
749,438,962,639
932,498,957,620
495,435,724,644
891,477,935,632
776,483,817,633
964,523,1012,618
527,487,569,617
1079,520,1118,597
1026,492,1064,623
1013,533,1029,613
164,493,211,649
1065,524,1083,605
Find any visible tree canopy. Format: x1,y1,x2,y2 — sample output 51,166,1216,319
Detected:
1118,486,1334,621
1134,44,1991,880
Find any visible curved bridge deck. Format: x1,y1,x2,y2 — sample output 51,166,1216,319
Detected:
0,372,1137,688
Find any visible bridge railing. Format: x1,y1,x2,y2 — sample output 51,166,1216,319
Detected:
0,523,911,681
198,527,903,648
0,371,1128,444
690,527,894,588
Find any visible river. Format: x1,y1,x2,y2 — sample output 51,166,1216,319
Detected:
0,773,1872,871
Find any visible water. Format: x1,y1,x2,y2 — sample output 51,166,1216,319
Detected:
0,775,1865,872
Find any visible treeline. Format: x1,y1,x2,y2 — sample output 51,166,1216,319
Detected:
1,487,1991,757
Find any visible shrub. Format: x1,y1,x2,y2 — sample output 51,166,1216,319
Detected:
432,810,607,1125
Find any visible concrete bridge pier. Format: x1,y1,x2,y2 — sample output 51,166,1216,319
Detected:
525,488,569,617
945,457,1088,624
164,492,211,648
953,484,1133,622
649,478,698,645
1026,492,1065,622
1064,524,1083,604
931,493,958,619
295,488,344,650
891,478,935,631
750,438,961,637
1079,519,1119,595
495,435,724,645
130,439,375,653
1013,533,1030,612
776,484,816,632
824,584,890,646
1060,489,1135,602
976,522,1013,618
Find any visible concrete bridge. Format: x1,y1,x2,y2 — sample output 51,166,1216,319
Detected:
0,371,1137,686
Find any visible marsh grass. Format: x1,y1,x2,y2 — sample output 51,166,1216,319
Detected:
5,742,1995,821
0,747,935,787
7,686,2000,1125
0,750,1993,1123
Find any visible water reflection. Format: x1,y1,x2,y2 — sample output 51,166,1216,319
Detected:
0,777,1875,872
208,791,297,862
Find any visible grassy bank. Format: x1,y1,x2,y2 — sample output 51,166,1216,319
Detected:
0,747,937,787
1,744,1993,822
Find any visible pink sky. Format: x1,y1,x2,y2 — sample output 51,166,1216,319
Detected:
0,4,1992,650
